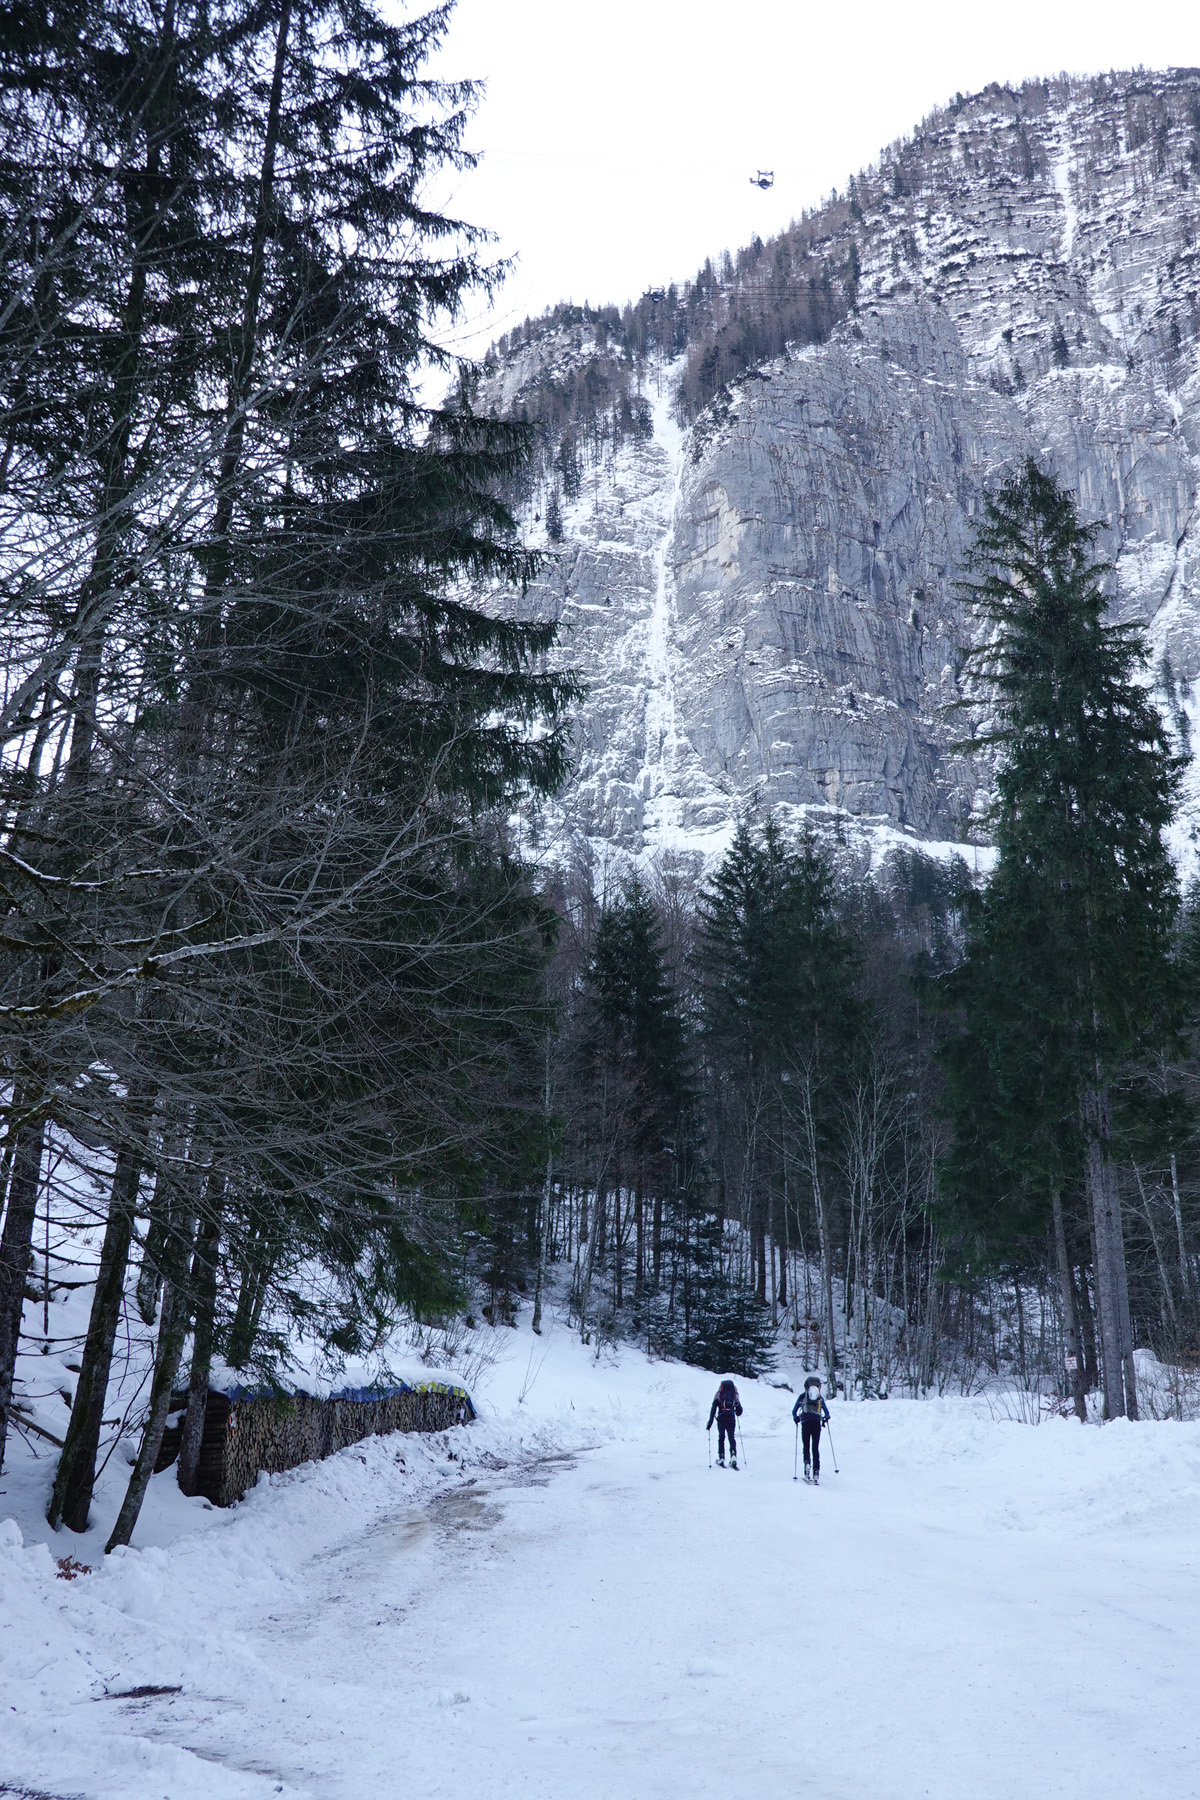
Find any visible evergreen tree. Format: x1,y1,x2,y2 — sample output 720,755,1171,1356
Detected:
696,819,861,1379
0,0,577,1512
584,879,687,1120
941,460,1184,1419
653,1208,775,1376
576,878,687,1314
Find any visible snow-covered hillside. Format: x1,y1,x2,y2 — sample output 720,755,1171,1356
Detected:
4,1311,1199,1800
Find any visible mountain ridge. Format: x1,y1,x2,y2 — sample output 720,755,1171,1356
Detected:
470,68,1200,876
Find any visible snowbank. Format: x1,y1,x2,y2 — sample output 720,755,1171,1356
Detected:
3,1311,1200,1798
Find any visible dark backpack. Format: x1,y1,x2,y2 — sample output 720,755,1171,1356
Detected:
718,1380,739,1413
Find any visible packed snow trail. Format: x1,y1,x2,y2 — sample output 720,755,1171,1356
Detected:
3,1326,1200,1800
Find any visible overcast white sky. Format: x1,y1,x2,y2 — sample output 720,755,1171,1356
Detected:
424,0,1200,359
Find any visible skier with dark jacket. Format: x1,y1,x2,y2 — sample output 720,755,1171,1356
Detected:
707,1377,743,1468
792,1374,830,1483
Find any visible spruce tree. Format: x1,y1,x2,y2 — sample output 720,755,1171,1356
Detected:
942,461,1183,1418
0,0,578,1505
696,819,860,1378
577,878,687,1314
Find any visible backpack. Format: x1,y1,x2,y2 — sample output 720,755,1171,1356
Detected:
718,1380,739,1412
803,1380,823,1415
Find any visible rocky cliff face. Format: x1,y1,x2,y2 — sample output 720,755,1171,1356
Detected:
485,71,1200,870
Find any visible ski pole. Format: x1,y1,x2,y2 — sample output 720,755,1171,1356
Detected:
793,1421,799,1481
824,1421,839,1474
707,1425,712,1468
737,1423,747,1469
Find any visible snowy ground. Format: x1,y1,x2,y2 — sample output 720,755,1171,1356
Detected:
3,1315,1199,1800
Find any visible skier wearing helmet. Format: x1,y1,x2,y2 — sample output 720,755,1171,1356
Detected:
792,1374,830,1483
707,1377,743,1468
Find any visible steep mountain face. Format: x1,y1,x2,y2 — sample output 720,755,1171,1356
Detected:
483,71,1200,867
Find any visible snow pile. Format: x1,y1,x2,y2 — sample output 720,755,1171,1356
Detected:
201,1349,474,1405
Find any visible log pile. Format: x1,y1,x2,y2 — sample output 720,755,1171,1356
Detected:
158,1380,475,1506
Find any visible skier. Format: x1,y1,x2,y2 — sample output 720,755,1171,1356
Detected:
792,1374,830,1483
707,1377,743,1468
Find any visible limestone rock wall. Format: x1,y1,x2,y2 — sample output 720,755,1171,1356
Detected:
489,71,1200,865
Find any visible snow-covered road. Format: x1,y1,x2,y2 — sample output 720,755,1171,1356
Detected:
4,1325,1199,1799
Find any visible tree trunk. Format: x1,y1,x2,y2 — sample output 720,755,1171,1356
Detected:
201,0,294,605
1052,1189,1087,1421
614,1187,624,1311
107,1196,196,1551
0,1113,47,1473
652,1188,662,1288
815,1175,836,1390
48,1130,149,1530
136,1187,168,1325
1170,1154,1193,1307
227,1230,275,1369
1113,1200,1139,1420
105,1276,191,1551
177,1200,221,1496
768,1227,777,1327
801,1077,837,1390
60,16,173,799
1074,1257,1099,1393
532,1054,552,1335
1132,1164,1176,1343
634,1183,644,1296
531,1163,550,1337
1086,1088,1137,1419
